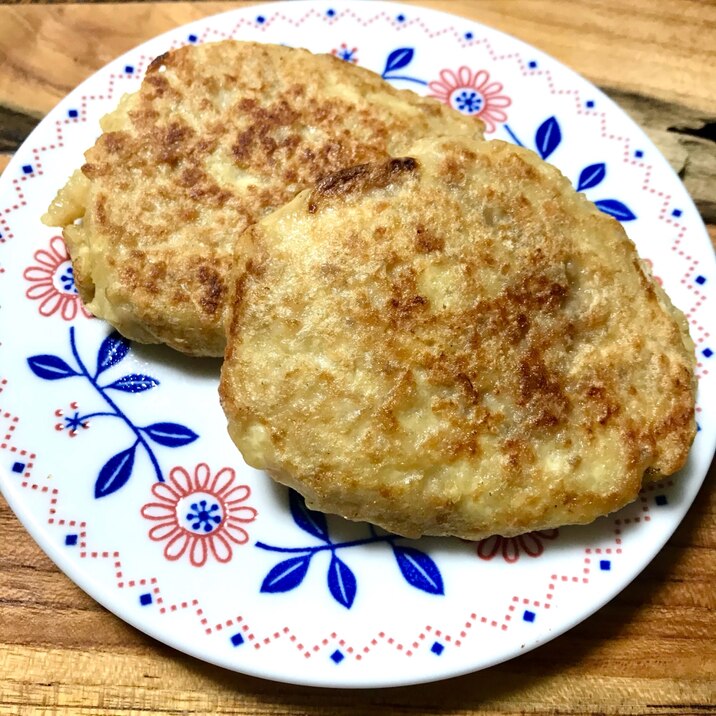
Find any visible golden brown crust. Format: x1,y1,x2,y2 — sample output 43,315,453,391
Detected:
307,158,419,213
219,137,697,539
42,41,484,356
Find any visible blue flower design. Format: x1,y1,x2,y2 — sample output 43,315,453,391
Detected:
454,89,483,114
256,491,445,609
502,117,637,221
59,265,77,294
54,401,90,437
332,43,358,64
64,410,86,432
187,499,222,533
28,327,199,497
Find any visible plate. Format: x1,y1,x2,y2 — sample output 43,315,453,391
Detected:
0,0,714,689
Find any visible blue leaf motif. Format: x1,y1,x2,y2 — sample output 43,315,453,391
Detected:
327,554,357,609
535,116,561,160
27,354,77,381
594,199,637,221
105,374,160,393
95,445,136,498
261,555,312,593
382,47,414,76
576,163,606,192
289,490,329,541
95,331,130,376
393,545,444,595
143,422,198,447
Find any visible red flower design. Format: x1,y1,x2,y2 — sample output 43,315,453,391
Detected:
476,529,559,563
23,236,92,320
428,67,511,133
141,463,257,567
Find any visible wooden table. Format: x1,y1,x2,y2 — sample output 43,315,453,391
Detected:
1,2,714,714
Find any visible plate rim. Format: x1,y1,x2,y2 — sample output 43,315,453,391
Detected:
0,0,714,689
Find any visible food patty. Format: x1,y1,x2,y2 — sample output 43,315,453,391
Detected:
43,40,484,356
219,136,696,539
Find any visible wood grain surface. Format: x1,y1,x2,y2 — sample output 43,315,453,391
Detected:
0,2,714,714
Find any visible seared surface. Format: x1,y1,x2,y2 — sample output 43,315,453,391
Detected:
42,40,484,356
220,136,696,539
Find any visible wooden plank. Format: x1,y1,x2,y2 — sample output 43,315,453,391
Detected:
1,1,715,113
1,470,713,713
0,2,714,220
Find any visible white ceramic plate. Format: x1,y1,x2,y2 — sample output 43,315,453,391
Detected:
1,0,714,689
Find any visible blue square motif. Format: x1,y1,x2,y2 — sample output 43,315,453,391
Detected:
600,560,611,571
396,13,406,22
12,461,24,473
256,15,266,23
523,610,536,623
330,649,344,663
528,60,537,69
124,65,134,74
635,149,644,158
465,31,474,40
139,593,153,606
695,275,706,285
703,347,713,358
68,109,78,118
655,495,668,506
326,8,336,17
586,100,595,108
65,534,78,546
671,208,682,218
431,641,444,655
230,632,244,647
188,34,198,43
22,165,33,175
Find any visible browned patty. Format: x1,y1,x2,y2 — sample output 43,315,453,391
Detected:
42,40,484,356
220,136,696,539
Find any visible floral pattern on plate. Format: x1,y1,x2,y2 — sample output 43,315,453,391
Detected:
141,463,257,567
